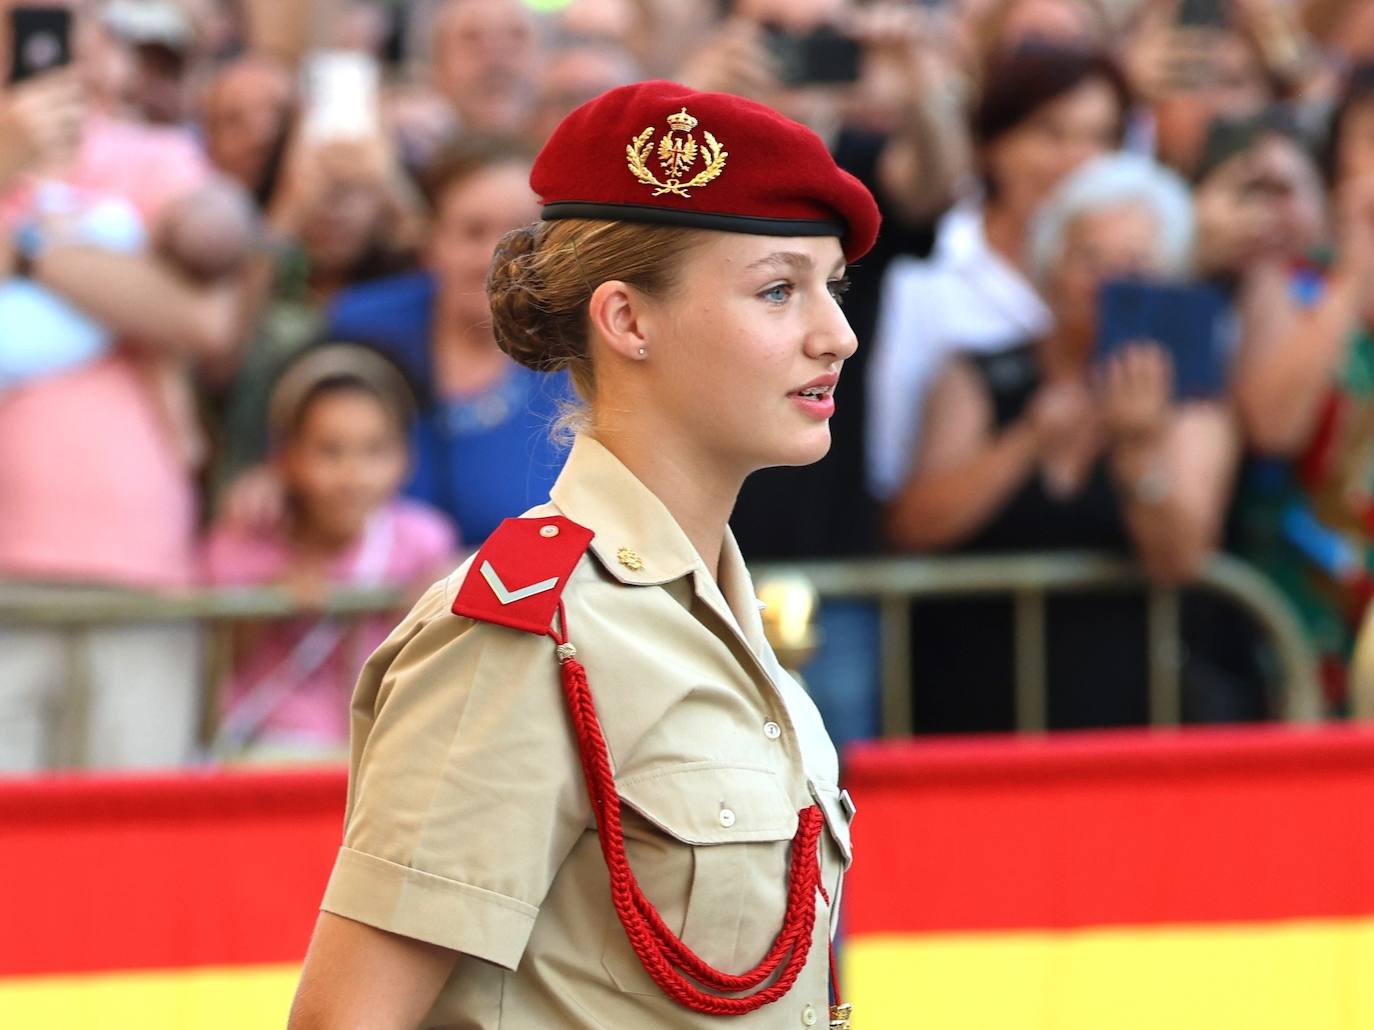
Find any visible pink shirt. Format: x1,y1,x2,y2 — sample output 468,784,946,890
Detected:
200,500,458,746
0,117,212,587
0,115,209,229
0,356,198,586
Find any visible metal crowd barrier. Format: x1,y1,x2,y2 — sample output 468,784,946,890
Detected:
0,582,409,755
0,551,1324,747
755,552,1324,735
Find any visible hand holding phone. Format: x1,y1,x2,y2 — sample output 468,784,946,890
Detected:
1096,278,1230,400
1100,341,1174,446
0,69,84,185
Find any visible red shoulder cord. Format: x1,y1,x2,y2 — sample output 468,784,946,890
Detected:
550,610,831,1016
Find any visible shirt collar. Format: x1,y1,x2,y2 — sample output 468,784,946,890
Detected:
549,434,701,586
549,434,768,655
713,526,769,657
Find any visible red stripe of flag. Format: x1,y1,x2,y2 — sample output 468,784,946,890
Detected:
0,767,346,976
843,724,1374,936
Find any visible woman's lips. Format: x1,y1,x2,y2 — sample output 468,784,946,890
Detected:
790,391,836,419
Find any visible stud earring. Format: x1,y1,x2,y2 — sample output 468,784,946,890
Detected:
637,347,647,358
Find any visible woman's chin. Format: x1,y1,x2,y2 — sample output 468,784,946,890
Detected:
760,428,833,469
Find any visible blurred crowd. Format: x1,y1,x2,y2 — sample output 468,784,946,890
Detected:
2,0,1374,771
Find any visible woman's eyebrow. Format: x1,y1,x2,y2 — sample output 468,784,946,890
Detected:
745,251,813,273
745,252,848,276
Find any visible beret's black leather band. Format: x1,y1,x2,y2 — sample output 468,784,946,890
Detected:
541,201,845,239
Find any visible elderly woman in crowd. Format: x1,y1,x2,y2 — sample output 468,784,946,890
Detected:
884,153,1243,731
866,45,1131,504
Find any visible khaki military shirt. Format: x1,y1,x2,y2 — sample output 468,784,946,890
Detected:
321,434,855,1028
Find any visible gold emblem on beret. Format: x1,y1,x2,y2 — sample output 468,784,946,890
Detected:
616,547,645,571
626,107,727,198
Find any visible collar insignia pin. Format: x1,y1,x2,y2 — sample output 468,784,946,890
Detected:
626,106,727,198
617,547,645,572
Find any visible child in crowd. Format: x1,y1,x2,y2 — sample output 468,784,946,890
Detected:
201,344,458,760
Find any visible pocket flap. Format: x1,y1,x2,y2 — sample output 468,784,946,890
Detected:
618,763,799,845
809,779,854,867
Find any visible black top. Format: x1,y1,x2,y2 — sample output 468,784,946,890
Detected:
960,344,1131,554
730,129,938,560
909,344,1267,732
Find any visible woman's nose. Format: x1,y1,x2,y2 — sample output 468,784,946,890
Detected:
806,298,858,362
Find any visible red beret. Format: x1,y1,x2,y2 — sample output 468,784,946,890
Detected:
532,80,880,262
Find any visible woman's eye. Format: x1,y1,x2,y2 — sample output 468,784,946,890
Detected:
828,277,852,304
761,282,792,303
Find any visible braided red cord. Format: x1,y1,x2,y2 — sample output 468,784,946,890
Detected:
559,654,826,1015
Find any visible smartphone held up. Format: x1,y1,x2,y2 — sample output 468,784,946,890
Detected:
7,6,73,85
762,23,861,87
301,49,381,142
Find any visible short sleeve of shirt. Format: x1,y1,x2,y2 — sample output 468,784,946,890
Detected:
321,579,589,969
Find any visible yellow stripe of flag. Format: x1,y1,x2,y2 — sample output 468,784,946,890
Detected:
847,918,1374,1030
0,963,300,1029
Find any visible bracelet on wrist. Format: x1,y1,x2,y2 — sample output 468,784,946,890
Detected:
11,220,47,279
1120,461,1171,506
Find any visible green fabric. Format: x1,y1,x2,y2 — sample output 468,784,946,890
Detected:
1234,327,1374,700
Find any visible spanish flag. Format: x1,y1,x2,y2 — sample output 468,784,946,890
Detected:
843,725,1374,1029
5,727,1373,1029
0,768,343,1027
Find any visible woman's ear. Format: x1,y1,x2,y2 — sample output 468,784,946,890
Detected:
587,279,651,363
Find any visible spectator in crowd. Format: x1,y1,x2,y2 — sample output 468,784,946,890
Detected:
867,45,1130,508
1123,0,1304,175
0,0,250,772
103,0,199,126
203,345,456,761
325,140,567,542
1191,108,1326,288
427,0,542,141
212,130,419,490
200,52,295,208
1227,67,1374,706
883,153,1242,730
527,36,642,144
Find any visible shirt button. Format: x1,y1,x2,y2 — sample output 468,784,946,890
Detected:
539,524,560,538
801,1003,818,1026
764,721,782,740
718,807,736,828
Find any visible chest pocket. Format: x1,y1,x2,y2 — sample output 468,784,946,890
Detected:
601,763,801,996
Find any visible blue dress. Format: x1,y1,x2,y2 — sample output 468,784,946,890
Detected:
326,272,572,543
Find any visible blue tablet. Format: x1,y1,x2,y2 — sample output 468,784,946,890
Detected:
1096,278,1231,400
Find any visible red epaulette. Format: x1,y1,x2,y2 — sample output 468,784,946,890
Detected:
451,515,595,639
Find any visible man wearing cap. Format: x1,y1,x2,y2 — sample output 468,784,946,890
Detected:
291,81,873,1028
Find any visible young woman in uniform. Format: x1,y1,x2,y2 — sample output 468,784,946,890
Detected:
289,80,879,1029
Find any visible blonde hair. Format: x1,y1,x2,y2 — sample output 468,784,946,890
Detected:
486,218,704,407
